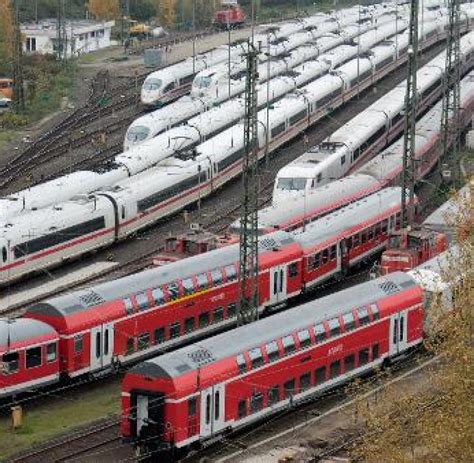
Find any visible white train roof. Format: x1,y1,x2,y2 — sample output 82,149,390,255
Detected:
132,271,417,379
0,318,57,349
293,187,402,250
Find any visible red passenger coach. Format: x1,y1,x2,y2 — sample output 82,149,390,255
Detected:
0,319,60,397
121,272,425,460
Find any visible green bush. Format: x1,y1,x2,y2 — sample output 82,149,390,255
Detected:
0,112,29,129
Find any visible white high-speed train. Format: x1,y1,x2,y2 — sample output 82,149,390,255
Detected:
127,9,400,150
272,25,474,203
0,41,472,286
140,6,364,108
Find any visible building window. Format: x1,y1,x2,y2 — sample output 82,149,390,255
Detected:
46,343,57,362
74,334,83,353
26,37,37,52
154,327,165,344
2,352,19,374
26,346,42,369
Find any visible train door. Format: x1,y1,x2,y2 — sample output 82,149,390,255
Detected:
389,310,408,356
90,323,114,371
200,383,226,438
269,265,287,305
136,394,149,437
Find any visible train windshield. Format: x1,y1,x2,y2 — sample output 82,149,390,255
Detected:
276,177,308,191
143,78,162,91
127,125,150,142
194,76,212,88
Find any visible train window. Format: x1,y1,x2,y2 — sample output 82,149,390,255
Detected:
169,322,180,339
265,340,280,362
361,231,367,244
330,245,337,260
346,237,353,250
315,366,326,384
314,324,326,343
250,393,264,414
300,373,311,392
182,278,195,296
396,212,401,227
104,330,109,356
329,360,341,379
46,343,57,362
284,379,295,399
297,329,311,349
400,316,404,341
340,155,346,165
268,385,280,406
154,327,165,344
344,354,355,372
135,293,149,311
289,262,298,278
213,307,224,324
123,297,133,315
196,273,209,290
74,335,83,353
185,317,195,333
368,226,374,240
359,347,369,366
248,347,264,369
205,394,211,425
224,265,237,282
188,397,197,417
215,391,220,420
210,269,223,286
328,318,341,337
1,247,6,262
357,307,370,326
317,173,322,183
372,344,380,360
236,354,247,374
342,312,356,331
96,332,101,359
321,249,329,265
313,253,320,269
151,288,165,306
371,305,380,321
353,234,360,247
199,312,209,328
121,205,126,219
26,346,42,369
126,337,135,354
166,282,180,301
238,399,247,419
375,223,381,236
2,352,19,374
227,303,237,318
381,219,388,233
138,333,150,350
282,335,296,356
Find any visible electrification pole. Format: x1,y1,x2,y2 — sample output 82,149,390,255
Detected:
400,0,419,229
237,40,259,326
440,0,461,187
12,0,25,113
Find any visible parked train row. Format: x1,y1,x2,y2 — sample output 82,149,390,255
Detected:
244,72,474,237
0,26,472,285
272,30,474,202
139,2,394,107
122,19,408,161
126,10,405,150
121,244,460,459
1,186,414,398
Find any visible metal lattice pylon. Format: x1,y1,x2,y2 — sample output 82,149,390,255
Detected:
401,0,419,229
440,0,461,184
237,41,259,326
